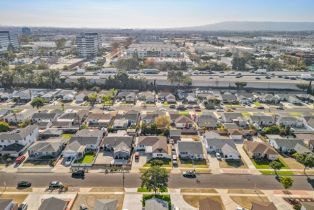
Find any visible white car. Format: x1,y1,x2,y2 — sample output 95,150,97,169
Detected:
216,152,222,160
236,207,245,210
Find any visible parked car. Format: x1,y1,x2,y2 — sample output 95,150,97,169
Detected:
72,170,85,178
134,152,140,161
15,155,26,165
176,105,186,111
18,203,28,210
172,155,178,166
65,157,74,166
169,104,176,109
182,170,196,178
216,152,222,160
255,77,261,80
257,106,265,110
17,181,31,188
49,181,63,189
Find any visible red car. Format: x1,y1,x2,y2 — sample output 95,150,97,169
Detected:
15,155,26,165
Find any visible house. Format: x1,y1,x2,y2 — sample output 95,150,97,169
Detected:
278,116,304,128
57,90,77,102
251,202,277,210
304,116,314,131
0,109,10,120
221,92,238,104
53,110,88,131
12,89,32,102
309,140,314,151
185,93,197,104
114,110,140,129
94,199,117,210
288,96,302,105
199,197,224,210
75,93,87,103
86,112,112,128
0,199,14,210
197,113,218,129
259,94,280,104
103,136,133,159
229,130,243,141
135,136,170,158
178,141,204,159
174,115,195,129
40,128,63,139
38,197,68,210
62,129,104,159
145,198,168,210
250,114,275,127
0,125,39,157
116,91,137,101
3,109,36,124
169,129,181,142
125,92,137,103
237,92,254,104
165,93,176,104
32,112,59,124
243,141,278,160
28,139,64,159
221,112,247,127
269,138,311,154
138,91,155,104
142,112,159,125
204,138,240,160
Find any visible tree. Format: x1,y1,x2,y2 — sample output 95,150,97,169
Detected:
150,159,164,167
31,97,45,109
293,153,314,175
269,160,283,176
155,115,170,131
55,38,67,49
141,166,168,195
280,176,293,190
87,93,98,107
0,121,10,132
18,120,31,128
235,82,247,90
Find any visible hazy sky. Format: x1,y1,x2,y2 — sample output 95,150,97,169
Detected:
1,0,314,28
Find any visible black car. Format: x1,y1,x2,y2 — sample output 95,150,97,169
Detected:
169,104,176,109
182,170,196,178
17,181,31,188
257,106,265,110
72,170,85,178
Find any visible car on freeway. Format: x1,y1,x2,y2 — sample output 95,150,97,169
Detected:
176,105,186,111
169,104,176,109
182,170,196,178
17,181,31,188
255,77,261,80
72,170,85,178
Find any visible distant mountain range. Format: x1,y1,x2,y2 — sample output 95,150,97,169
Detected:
173,21,314,31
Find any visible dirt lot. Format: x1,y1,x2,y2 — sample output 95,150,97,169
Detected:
280,157,304,170
183,195,224,209
181,188,218,193
0,194,28,205
72,194,124,210
230,196,269,209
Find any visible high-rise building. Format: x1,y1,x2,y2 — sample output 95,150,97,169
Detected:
76,32,101,58
22,27,32,36
0,31,20,53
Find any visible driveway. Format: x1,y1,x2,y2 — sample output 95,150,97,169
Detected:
131,152,151,172
170,193,197,210
207,153,221,174
235,144,260,174
122,193,142,210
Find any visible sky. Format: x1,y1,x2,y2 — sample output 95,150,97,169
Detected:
1,0,314,29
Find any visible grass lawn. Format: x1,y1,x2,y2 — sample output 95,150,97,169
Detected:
230,196,269,209
241,112,251,119
144,158,171,167
289,112,303,117
219,159,248,169
279,156,304,170
251,158,288,169
179,159,208,168
137,187,168,193
78,154,96,164
181,188,218,193
142,194,171,210
139,167,172,173
178,111,190,116
62,133,73,140
22,159,51,167
254,101,262,107
183,195,224,209
259,170,294,175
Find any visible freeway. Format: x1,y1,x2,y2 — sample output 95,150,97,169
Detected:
0,172,313,190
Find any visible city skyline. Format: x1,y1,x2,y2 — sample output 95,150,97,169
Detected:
1,0,314,29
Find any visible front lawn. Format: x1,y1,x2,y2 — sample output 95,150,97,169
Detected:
260,170,294,175
219,159,248,169
251,158,288,169
78,153,96,164
142,194,171,210
178,111,190,116
180,159,208,168
144,158,171,167
62,133,73,140
137,187,168,193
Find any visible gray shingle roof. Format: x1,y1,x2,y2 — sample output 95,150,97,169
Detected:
0,125,38,141
38,197,67,210
178,141,203,155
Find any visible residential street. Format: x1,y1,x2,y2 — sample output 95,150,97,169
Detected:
0,172,313,190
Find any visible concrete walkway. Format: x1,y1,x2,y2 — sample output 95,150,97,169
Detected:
235,144,260,175
170,193,198,210
122,193,142,210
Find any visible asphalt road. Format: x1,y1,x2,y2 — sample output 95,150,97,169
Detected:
1,173,313,190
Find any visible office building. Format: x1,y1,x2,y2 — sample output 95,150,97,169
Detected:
0,31,20,53
76,32,101,58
